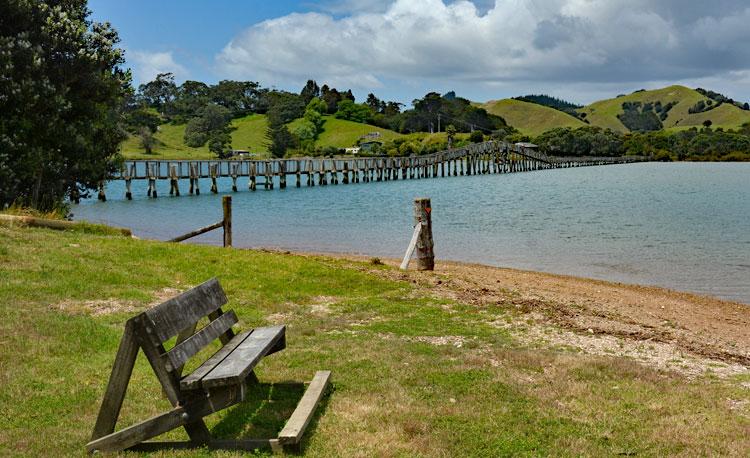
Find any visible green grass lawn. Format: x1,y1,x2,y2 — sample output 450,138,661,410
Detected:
1,226,748,456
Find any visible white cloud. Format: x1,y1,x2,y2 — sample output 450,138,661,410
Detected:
128,50,188,85
216,0,750,103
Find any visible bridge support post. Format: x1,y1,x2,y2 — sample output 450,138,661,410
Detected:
210,164,218,194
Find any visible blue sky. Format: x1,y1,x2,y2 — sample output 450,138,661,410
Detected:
90,0,750,105
89,1,300,84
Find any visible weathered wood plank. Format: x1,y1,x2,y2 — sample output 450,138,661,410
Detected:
163,311,238,372
169,220,223,243
200,325,286,389
90,319,140,440
144,278,227,343
86,384,245,453
180,329,253,391
0,214,132,237
278,370,332,445
399,223,422,271
128,438,272,452
87,407,187,453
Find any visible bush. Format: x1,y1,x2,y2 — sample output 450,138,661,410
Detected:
469,131,484,143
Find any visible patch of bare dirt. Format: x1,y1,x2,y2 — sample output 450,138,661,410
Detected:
53,298,139,316
53,287,185,316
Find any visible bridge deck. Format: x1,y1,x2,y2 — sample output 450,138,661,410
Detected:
97,141,649,201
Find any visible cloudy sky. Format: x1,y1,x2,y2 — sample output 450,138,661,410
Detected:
90,0,750,105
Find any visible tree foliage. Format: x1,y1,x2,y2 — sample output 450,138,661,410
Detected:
183,104,233,156
334,100,371,123
0,0,130,210
534,125,750,161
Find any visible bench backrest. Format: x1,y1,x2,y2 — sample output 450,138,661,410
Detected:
137,278,236,373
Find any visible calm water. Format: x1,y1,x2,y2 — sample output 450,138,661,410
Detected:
73,162,750,304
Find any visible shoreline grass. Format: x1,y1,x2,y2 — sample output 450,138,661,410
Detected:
1,226,748,456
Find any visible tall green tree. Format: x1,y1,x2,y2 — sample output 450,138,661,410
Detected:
300,79,320,105
138,73,177,116
0,0,130,210
183,104,234,157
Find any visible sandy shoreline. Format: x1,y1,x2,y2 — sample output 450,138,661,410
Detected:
276,249,750,378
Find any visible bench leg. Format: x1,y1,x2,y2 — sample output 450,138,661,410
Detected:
87,407,188,453
91,320,139,441
184,420,212,445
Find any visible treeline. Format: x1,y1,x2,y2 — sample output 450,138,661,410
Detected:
696,88,750,111
529,125,750,161
126,75,510,157
513,94,585,120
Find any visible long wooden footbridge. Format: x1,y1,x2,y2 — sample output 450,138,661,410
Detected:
101,141,649,200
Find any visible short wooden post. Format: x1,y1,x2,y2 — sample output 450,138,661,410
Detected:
413,198,434,271
222,196,232,248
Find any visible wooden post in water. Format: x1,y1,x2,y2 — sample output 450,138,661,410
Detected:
210,164,218,194
280,161,287,189
169,164,180,196
222,195,232,248
249,162,257,191
97,182,106,202
147,163,157,198
231,163,239,192
413,198,434,271
124,164,133,200
188,163,198,195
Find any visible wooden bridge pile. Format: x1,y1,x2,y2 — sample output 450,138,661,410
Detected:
103,141,649,200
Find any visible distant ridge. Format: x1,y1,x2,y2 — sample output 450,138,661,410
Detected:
483,85,750,135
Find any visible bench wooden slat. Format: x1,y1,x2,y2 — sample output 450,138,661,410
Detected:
201,325,286,389
163,311,238,372
180,329,254,391
278,370,331,445
144,278,227,343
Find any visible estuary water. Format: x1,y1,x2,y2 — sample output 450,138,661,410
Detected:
73,162,750,304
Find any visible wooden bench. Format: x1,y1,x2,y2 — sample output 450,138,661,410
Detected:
87,278,331,453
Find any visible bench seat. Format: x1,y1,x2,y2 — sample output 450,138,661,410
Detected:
181,325,286,391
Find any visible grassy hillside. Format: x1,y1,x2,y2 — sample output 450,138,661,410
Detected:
120,122,213,160
580,85,750,132
482,99,586,136
288,115,402,149
122,114,402,159
121,114,270,160
230,113,270,153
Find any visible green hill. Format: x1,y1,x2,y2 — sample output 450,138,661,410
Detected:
121,114,402,160
121,114,269,160
290,116,402,149
580,85,750,132
481,99,586,136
